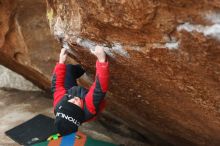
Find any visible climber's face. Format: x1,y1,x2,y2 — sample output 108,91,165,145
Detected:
68,97,82,108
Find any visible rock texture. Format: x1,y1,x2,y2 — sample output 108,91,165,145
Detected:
0,0,60,91
46,0,220,146
1,0,220,145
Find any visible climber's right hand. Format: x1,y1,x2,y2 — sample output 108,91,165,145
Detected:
91,45,106,63
59,48,67,64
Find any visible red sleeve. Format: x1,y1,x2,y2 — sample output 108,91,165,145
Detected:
51,63,66,107
85,61,109,114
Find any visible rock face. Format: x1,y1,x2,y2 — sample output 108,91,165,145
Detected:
46,1,220,146
0,0,60,91
1,0,220,145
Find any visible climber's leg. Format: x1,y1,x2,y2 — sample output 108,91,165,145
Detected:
64,64,85,90
74,64,85,79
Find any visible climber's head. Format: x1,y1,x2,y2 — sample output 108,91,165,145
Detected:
54,100,84,135
68,96,83,108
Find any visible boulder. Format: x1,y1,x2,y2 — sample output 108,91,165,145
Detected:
46,0,220,145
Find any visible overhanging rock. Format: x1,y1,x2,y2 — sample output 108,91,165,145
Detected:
46,0,220,145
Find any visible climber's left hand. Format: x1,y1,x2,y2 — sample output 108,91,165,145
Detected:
59,48,67,64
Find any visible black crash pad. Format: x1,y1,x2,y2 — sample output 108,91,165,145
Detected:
5,114,57,146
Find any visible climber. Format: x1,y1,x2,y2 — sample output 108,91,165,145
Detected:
51,45,109,136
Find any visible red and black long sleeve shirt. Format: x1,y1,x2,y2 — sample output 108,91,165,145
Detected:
51,61,109,122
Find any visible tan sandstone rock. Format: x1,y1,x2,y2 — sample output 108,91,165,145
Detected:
46,0,220,145
0,0,60,91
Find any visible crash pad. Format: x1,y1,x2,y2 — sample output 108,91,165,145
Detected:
32,131,117,146
5,114,58,145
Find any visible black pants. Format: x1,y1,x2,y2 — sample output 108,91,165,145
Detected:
64,64,85,90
